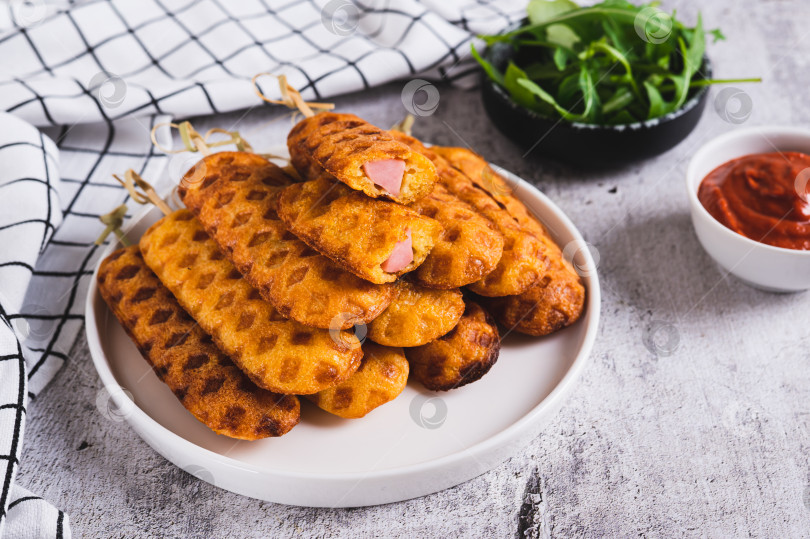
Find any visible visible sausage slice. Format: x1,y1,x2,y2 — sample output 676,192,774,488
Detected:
381,229,412,273
363,159,405,197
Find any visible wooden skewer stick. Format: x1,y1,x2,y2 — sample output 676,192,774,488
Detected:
95,169,173,246
150,121,254,155
114,169,172,216
95,205,130,246
390,114,415,135
251,73,335,118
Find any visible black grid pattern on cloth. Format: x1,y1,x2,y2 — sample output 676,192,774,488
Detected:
0,310,27,536
22,114,171,396
2,484,69,538
0,0,526,127
0,114,61,536
0,112,169,536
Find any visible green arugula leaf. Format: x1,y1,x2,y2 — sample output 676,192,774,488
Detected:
504,62,538,109
553,47,570,70
684,14,705,79
577,64,600,122
527,0,579,25
606,110,637,124
602,87,635,114
709,28,726,43
558,73,582,106
523,62,572,80
517,78,582,121
547,24,581,49
473,0,758,125
600,18,632,57
643,80,666,119
471,43,503,86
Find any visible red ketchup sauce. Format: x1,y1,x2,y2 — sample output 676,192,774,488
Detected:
698,151,810,250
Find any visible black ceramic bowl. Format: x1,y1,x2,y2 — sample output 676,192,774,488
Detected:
480,39,712,167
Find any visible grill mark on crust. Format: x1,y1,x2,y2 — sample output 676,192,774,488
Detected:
96,246,300,439
306,343,409,419
405,302,499,391
286,112,437,205
276,177,442,284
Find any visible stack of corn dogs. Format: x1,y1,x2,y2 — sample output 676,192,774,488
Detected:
96,112,585,440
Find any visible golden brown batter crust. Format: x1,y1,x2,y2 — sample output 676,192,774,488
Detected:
277,177,442,284
367,281,465,347
406,302,500,391
307,342,409,419
390,132,548,297
409,184,504,289
139,210,362,395
434,146,585,336
97,246,300,439
178,152,396,329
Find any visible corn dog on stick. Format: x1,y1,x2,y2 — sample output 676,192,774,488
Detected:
367,281,465,348
433,146,585,336
409,183,504,289
276,177,442,284
432,146,554,238
177,152,396,330
97,246,300,439
307,342,409,419
288,112,437,204
479,262,586,336
140,210,363,395
405,302,500,391
389,131,548,297
431,147,523,212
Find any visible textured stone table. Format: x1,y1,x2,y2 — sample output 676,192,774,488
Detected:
15,0,810,536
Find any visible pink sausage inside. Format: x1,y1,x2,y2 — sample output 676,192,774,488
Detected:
381,229,413,273
363,159,405,197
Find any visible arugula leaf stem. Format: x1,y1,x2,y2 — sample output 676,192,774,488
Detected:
688,77,763,86
485,7,647,44
587,41,642,100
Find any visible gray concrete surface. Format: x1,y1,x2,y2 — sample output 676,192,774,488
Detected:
14,0,810,537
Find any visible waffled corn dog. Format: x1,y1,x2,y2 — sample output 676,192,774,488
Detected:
406,302,500,391
481,266,585,336
178,152,395,330
277,177,442,284
367,281,464,348
432,146,548,237
140,210,362,395
97,246,300,438
434,147,585,336
389,132,548,297
288,112,437,204
432,147,519,208
308,342,409,419
410,184,504,289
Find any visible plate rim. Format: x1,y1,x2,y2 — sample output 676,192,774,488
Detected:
84,164,601,493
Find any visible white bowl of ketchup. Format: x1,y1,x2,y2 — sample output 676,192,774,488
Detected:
686,126,810,292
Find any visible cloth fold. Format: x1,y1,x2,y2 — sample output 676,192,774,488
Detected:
0,0,526,127
0,0,526,536
0,113,62,539
2,486,70,539
0,113,172,538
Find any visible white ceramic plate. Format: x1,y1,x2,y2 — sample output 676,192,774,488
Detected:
85,164,601,507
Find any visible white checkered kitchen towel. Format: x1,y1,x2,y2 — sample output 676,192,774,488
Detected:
0,0,526,536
